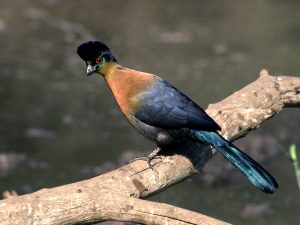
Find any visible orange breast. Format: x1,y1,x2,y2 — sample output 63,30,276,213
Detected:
104,66,155,121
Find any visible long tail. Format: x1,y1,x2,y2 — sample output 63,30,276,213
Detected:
195,130,278,193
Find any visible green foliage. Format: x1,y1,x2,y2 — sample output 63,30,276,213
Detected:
289,144,300,190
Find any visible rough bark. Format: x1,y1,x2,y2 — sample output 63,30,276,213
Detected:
1,70,299,225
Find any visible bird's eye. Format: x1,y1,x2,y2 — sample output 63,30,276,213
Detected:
96,57,102,64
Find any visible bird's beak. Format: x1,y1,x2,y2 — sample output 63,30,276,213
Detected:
86,65,97,76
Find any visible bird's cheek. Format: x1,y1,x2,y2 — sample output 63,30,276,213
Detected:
97,65,106,76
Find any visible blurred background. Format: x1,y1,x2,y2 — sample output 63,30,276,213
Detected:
0,0,300,224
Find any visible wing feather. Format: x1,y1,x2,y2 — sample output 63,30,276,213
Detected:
134,79,221,131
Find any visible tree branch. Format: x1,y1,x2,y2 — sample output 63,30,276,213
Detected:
1,70,299,225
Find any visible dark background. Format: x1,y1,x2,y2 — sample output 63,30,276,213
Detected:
0,1,299,224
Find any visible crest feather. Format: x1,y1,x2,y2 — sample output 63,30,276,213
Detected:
77,41,110,62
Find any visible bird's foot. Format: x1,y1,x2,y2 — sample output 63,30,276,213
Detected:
128,147,161,168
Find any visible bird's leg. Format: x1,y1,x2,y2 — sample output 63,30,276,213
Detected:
128,147,161,167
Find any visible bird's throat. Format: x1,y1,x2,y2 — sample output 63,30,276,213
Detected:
100,62,119,78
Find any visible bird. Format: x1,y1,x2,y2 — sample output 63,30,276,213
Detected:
77,41,278,194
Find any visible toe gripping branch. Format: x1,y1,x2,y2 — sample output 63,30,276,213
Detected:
129,147,161,167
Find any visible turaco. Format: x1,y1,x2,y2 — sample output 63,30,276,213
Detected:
77,41,278,194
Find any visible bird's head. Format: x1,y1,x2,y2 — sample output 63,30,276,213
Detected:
77,41,117,76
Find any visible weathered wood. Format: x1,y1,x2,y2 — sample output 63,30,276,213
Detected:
1,70,299,225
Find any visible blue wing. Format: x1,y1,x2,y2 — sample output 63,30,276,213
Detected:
134,79,221,131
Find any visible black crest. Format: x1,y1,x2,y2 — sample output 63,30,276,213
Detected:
77,41,111,63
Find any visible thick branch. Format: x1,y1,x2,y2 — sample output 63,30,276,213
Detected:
1,70,299,225
207,69,300,140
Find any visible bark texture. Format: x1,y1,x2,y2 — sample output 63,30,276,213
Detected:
1,70,299,225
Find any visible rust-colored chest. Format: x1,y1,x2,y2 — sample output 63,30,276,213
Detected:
104,66,155,120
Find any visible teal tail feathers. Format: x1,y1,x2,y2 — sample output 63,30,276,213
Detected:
195,131,278,193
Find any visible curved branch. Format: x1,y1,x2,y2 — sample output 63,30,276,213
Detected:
1,188,228,225
207,69,300,141
1,70,299,225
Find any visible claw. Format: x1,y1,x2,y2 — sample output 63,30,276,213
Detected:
128,147,161,168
